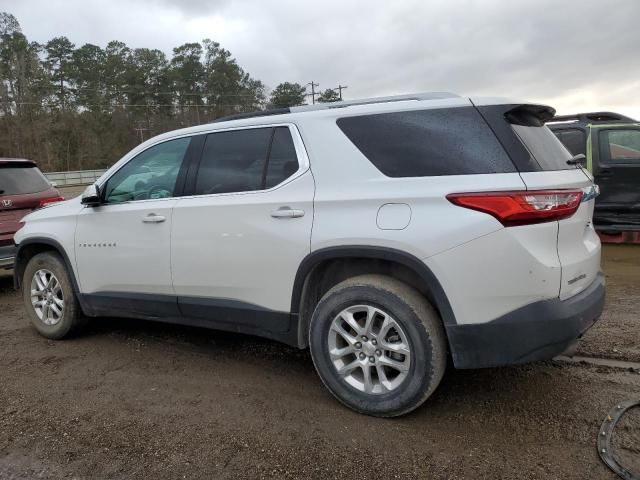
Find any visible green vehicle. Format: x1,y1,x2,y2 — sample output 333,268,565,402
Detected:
547,112,640,232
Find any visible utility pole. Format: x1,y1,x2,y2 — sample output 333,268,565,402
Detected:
134,123,148,143
194,101,201,124
335,84,348,101
306,81,320,104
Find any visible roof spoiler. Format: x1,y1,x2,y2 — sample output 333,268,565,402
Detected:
504,104,556,127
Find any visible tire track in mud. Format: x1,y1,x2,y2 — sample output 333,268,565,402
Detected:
556,355,640,371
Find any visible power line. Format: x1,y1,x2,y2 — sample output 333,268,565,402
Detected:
10,102,259,108
8,81,350,108
70,87,261,97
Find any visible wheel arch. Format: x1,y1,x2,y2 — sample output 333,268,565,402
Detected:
291,246,457,348
14,238,87,312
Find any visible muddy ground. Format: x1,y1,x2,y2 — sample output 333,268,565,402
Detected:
1,244,638,479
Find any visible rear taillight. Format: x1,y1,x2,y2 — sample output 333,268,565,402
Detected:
446,190,583,227
38,196,65,208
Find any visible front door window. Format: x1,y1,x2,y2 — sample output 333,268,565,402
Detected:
103,137,191,203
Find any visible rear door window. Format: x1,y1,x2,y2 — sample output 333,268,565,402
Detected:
552,128,586,156
336,107,515,177
194,126,300,195
0,165,51,195
599,129,640,164
195,128,272,195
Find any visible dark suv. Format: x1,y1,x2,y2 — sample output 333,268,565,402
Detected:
547,112,640,231
0,159,63,268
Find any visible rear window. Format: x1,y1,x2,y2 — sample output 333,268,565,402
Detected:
336,107,515,177
552,128,586,156
0,165,51,195
511,125,574,170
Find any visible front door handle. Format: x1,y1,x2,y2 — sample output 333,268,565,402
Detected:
142,213,166,223
598,168,613,177
271,207,305,218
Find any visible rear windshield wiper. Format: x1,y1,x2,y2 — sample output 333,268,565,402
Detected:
566,154,586,166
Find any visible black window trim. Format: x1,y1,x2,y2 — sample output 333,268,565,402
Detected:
181,123,307,198
261,128,277,189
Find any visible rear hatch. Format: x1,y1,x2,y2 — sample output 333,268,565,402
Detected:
0,161,61,247
475,102,601,300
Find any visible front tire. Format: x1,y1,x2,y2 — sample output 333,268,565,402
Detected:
309,274,447,417
22,252,85,339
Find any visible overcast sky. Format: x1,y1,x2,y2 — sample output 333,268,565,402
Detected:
4,0,640,118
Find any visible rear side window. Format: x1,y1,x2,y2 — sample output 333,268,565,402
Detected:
336,107,515,177
0,165,51,195
552,128,586,156
195,126,299,195
511,124,574,170
599,129,640,163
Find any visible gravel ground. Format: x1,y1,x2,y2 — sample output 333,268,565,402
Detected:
577,245,640,362
0,245,638,479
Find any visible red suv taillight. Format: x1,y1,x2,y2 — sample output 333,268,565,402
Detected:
446,190,583,227
37,196,65,208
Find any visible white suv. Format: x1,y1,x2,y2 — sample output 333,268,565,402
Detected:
14,93,605,417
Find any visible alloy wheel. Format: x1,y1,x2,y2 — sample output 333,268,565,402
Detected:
328,304,412,394
30,269,64,326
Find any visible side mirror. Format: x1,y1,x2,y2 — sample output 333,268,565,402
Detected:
81,183,102,207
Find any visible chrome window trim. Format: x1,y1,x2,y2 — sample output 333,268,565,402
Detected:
97,123,310,203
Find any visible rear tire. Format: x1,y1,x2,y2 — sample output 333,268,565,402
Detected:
22,252,85,339
309,274,447,417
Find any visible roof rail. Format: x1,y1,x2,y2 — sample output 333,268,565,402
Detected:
548,111,637,124
212,92,460,123
212,107,291,123
290,92,460,113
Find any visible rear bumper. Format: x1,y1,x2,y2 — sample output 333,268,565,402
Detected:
446,272,606,369
0,244,15,269
594,210,640,232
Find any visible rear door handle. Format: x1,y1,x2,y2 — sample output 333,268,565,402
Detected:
142,213,166,223
271,207,305,218
598,168,613,176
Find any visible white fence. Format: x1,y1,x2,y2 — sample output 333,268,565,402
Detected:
44,169,107,187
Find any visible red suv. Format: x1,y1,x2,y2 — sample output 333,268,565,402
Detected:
0,159,63,269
